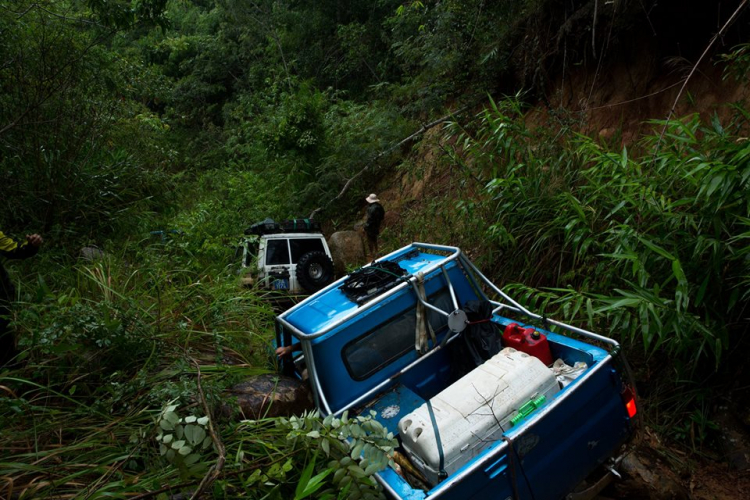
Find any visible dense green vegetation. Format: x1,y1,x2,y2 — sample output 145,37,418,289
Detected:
1,0,749,498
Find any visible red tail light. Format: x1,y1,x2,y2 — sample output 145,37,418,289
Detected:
622,385,637,418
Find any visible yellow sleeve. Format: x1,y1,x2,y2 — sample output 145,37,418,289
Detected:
0,231,19,253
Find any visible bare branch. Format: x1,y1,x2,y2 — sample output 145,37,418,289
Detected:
189,358,226,500
36,5,108,28
308,105,474,219
0,2,38,20
0,25,115,138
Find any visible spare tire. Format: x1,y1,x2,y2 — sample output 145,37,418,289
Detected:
296,251,335,292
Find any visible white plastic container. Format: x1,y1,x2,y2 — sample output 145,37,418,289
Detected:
397,348,560,485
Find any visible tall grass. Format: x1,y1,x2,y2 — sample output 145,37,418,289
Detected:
0,156,405,498
0,200,283,498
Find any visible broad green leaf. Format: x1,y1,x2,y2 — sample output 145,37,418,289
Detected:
347,465,365,478
184,425,195,443
192,426,206,445
202,436,213,450
364,463,382,476
586,298,594,326
333,467,346,484
705,173,725,198
594,297,641,313
350,442,363,460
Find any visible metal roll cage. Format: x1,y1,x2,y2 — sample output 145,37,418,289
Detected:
276,242,620,416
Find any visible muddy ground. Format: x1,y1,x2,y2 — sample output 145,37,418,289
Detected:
604,447,749,499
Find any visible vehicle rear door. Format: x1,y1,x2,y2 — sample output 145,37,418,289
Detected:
261,237,292,291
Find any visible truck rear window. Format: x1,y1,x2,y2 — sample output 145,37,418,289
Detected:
342,290,453,381
290,238,325,263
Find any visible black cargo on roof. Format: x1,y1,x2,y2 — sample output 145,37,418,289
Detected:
340,261,407,305
245,218,322,236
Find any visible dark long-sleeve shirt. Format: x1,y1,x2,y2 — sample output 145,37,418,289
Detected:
0,231,38,303
364,202,385,236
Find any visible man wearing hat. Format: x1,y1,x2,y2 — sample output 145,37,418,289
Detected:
364,193,385,260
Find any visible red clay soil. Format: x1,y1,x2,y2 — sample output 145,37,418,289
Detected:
536,51,750,149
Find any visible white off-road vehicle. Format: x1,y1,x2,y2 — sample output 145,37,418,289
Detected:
240,218,335,294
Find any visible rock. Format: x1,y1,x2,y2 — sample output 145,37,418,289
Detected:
599,127,615,139
225,374,314,420
713,405,750,471
328,230,365,276
613,451,689,500
79,246,106,261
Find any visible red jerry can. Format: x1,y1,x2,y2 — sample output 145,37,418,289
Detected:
502,323,553,366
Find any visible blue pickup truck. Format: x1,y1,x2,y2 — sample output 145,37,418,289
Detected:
276,243,638,499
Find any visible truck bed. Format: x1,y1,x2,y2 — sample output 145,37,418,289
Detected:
359,323,631,499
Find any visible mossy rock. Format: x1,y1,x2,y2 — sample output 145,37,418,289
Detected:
225,373,314,420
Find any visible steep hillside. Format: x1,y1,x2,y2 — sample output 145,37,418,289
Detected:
377,0,750,251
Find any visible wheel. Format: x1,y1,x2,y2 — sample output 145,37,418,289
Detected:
295,251,334,292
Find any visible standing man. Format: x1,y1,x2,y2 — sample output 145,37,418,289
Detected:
364,193,385,260
1,231,43,366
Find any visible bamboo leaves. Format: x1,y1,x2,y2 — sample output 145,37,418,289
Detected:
295,454,334,500
449,97,749,373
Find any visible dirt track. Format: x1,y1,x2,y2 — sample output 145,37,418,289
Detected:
601,429,750,499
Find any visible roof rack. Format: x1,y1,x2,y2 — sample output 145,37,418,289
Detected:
340,260,408,305
245,218,322,236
